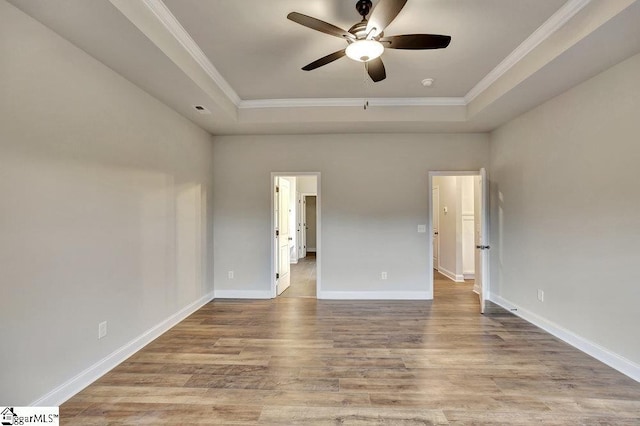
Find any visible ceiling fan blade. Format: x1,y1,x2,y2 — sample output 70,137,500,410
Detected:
366,57,386,82
287,12,355,40
366,0,408,36
302,50,346,71
380,34,451,50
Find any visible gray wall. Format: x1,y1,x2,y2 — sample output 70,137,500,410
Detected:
212,133,489,296
490,52,640,365
0,1,215,404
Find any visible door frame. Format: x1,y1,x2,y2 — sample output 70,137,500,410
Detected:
270,172,321,299
427,171,489,301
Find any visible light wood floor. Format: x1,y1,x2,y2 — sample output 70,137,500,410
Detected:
280,253,316,298
61,273,640,424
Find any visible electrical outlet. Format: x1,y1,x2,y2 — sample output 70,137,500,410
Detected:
98,321,107,339
381,272,388,280
228,271,234,279
537,289,544,302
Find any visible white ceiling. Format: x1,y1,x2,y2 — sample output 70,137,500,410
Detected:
162,0,564,99
7,0,640,135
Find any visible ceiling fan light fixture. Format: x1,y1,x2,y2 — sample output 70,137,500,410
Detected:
345,39,384,62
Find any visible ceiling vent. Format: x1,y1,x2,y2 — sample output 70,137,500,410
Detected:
193,105,211,114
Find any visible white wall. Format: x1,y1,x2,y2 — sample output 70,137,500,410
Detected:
490,52,640,367
212,134,489,298
297,176,318,194
0,1,214,404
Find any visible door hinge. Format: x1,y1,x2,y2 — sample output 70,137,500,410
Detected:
276,230,279,236
476,245,491,250
276,186,279,193
276,273,279,279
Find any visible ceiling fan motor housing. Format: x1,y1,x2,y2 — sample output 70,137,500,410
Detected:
348,21,370,40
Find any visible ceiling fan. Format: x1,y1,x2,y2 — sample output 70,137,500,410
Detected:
287,0,451,83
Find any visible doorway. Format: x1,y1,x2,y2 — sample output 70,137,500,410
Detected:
271,173,321,299
428,170,489,313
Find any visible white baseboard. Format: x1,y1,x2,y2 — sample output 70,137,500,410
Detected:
214,289,272,299
490,294,640,383
437,267,464,283
319,291,432,300
31,291,215,407
307,248,316,252
463,273,475,280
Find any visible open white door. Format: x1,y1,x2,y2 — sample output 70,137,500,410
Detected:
474,168,490,313
276,178,291,295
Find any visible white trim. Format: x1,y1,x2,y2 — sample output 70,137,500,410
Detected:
463,273,475,280
319,291,431,300
490,294,640,383
438,266,465,283
30,291,214,406
239,97,466,109
465,0,592,103
140,0,241,106
213,290,272,299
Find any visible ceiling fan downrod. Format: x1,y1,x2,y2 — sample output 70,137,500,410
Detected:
355,0,373,19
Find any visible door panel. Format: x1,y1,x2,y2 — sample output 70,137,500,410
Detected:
432,186,439,269
276,178,291,295
474,169,489,313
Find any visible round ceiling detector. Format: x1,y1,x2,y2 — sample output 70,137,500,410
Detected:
345,40,384,63
421,78,435,87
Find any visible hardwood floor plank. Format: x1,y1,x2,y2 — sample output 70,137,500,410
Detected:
93,372,193,388
74,403,262,425
184,374,339,392
258,406,449,425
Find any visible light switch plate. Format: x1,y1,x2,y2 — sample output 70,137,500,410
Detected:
417,225,427,233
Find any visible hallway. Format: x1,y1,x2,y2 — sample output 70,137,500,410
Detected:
280,253,316,298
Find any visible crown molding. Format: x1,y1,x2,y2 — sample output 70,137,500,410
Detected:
464,0,592,103
239,97,466,109
141,0,241,106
